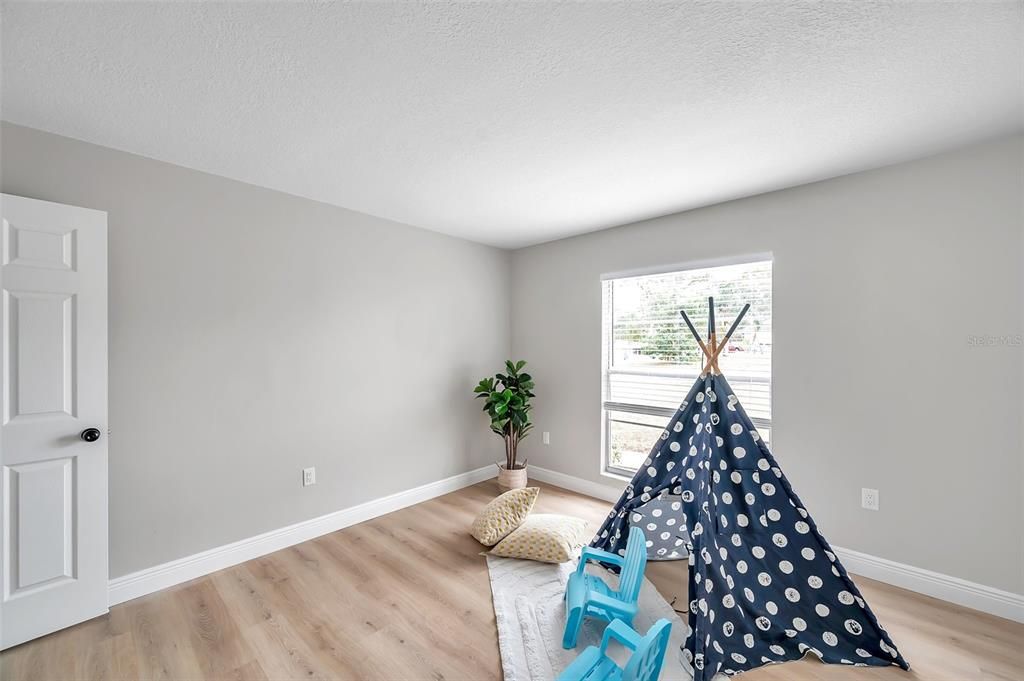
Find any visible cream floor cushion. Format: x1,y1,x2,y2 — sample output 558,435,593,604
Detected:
470,486,540,546
490,513,588,563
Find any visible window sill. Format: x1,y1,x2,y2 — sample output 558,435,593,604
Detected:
600,468,635,484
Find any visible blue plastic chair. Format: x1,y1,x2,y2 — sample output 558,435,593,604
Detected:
557,618,673,681
563,527,648,649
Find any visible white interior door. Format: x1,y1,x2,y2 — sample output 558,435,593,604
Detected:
0,193,108,650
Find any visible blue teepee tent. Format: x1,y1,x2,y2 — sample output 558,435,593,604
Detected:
591,300,909,679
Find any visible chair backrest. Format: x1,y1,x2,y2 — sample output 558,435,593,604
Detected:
617,526,648,603
623,619,672,681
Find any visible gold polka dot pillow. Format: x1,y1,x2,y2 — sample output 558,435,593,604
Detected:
470,487,540,546
490,513,588,563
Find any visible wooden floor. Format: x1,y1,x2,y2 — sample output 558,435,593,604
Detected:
2,480,1022,681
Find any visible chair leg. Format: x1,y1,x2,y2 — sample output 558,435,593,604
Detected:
562,605,583,649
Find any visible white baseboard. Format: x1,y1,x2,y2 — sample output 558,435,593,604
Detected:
108,465,494,606
832,546,1024,623
528,465,1024,624
530,465,624,502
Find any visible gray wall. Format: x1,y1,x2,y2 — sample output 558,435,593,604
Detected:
511,136,1024,594
3,122,1021,595
0,123,511,578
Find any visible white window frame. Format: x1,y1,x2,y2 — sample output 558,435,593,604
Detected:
600,254,773,480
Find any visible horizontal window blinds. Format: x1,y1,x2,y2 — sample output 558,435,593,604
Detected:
602,260,772,472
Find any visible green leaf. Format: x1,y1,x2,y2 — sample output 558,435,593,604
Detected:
515,360,527,371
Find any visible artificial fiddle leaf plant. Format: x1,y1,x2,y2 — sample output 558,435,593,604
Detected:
473,360,535,470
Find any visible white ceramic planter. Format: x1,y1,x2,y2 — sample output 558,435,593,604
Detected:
497,464,528,490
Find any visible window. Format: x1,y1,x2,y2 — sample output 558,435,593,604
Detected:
601,259,772,475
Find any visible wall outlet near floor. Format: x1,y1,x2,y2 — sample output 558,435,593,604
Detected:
302,467,316,487
861,487,879,511
542,431,550,445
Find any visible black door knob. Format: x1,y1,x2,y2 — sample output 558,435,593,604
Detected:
80,428,101,442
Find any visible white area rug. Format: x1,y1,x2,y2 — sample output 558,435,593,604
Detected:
486,555,694,681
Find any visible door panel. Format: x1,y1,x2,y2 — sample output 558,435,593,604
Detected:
2,221,76,271
5,291,76,421
0,194,107,649
5,458,75,595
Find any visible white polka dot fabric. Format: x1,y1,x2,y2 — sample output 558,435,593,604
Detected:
590,374,909,679
630,495,690,560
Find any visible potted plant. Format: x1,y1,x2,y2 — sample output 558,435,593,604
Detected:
474,360,535,489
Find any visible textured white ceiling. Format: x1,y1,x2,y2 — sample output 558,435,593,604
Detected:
2,2,1021,248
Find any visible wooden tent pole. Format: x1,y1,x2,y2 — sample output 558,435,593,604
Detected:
701,303,751,374
679,309,713,362
707,297,719,374
708,332,719,374
684,298,753,376
721,303,751,344
707,297,715,340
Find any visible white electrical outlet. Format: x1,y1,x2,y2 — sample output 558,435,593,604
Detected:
861,488,879,511
542,431,550,445
302,467,316,487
